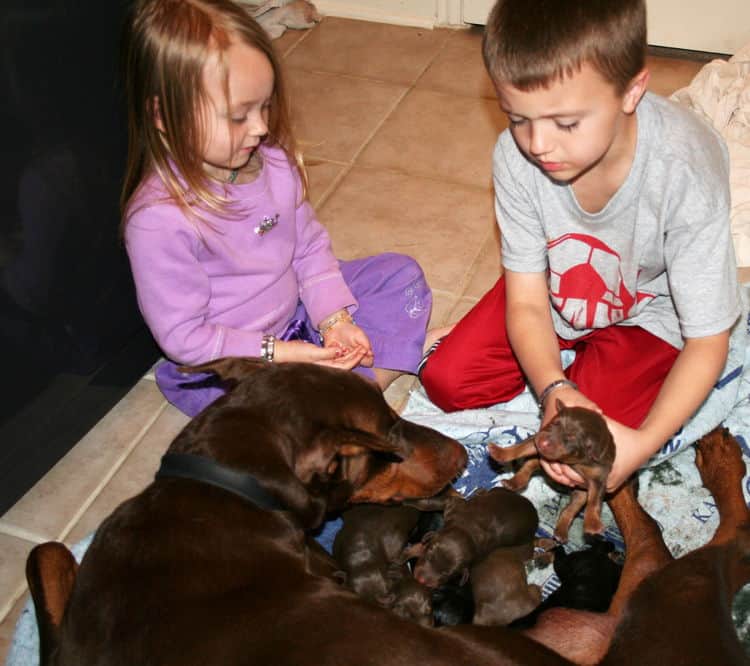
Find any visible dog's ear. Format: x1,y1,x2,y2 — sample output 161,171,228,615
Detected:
26,542,78,665
331,429,405,457
177,357,265,387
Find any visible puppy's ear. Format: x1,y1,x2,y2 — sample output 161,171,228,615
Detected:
555,398,567,413
177,357,265,386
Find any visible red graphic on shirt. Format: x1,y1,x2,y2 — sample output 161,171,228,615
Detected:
547,233,651,329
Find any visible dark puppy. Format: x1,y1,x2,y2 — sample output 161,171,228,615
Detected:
489,400,615,541
513,537,622,629
405,487,538,588
471,542,541,626
431,577,475,626
546,537,622,613
333,504,421,605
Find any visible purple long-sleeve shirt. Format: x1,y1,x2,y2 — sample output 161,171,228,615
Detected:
124,146,356,365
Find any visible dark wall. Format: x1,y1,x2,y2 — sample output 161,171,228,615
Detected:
0,1,159,514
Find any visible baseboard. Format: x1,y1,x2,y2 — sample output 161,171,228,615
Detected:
315,0,466,28
315,0,436,28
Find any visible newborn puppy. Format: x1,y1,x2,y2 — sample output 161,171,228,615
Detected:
489,400,615,542
387,565,434,627
546,537,622,612
471,541,541,626
333,504,421,605
404,487,538,588
431,577,475,626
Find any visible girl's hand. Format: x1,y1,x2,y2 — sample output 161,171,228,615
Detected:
323,321,374,368
272,339,367,370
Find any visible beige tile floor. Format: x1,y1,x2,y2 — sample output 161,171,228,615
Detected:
0,17,726,661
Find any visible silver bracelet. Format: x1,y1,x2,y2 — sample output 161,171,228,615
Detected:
260,334,276,362
537,378,577,409
318,310,354,336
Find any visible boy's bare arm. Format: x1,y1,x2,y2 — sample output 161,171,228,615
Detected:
604,328,731,490
505,270,600,417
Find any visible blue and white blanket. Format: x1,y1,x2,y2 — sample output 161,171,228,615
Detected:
7,287,750,665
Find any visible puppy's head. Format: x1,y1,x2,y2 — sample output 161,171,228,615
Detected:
412,532,468,588
536,400,614,466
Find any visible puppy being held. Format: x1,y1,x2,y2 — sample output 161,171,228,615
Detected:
489,399,615,542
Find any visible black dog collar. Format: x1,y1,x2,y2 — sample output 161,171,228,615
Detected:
156,452,286,511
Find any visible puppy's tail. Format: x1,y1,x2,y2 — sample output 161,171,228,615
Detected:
26,542,78,666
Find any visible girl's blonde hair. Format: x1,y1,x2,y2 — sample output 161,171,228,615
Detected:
120,0,304,229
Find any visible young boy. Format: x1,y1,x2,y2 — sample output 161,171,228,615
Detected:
419,0,741,492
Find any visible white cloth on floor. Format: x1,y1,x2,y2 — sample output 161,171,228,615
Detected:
671,42,750,266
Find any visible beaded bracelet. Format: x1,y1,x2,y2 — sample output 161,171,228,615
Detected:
260,334,276,362
318,310,354,336
537,378,578,410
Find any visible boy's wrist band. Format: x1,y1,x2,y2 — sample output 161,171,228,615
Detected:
318,311,354,336
260,334,276,362
538,378,578,409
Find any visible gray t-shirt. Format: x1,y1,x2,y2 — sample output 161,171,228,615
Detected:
495,92,741,349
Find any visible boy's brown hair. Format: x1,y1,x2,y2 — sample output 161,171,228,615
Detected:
482,0,647,93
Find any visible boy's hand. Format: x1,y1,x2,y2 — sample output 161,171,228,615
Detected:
272,339,367,370
323,321,374,368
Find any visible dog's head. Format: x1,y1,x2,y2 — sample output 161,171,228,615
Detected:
173,358,466,528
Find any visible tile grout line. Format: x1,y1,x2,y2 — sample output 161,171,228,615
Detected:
0,523,50,545
347,32,452,163
453,224,498,302
55,400,170,544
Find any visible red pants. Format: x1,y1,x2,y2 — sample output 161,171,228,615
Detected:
421,276,680,428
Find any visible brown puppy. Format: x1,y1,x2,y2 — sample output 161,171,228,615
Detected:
489,400,615,541
332,504,421,605
387,565,434,626
405,487,538,588
471,541,541,626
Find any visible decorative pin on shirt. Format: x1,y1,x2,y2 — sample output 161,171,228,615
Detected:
255,214,279,236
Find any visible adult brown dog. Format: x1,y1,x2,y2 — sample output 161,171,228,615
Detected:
489,400,615,541
25,359,570,666
26,363,750,665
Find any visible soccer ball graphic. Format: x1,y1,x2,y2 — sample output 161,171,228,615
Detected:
548,233,636,329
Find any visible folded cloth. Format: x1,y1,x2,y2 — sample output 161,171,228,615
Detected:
671,42,750,266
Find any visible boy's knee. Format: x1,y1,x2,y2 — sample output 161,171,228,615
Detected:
420,351,465,413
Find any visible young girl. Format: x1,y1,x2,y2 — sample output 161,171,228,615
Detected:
121,0,435,417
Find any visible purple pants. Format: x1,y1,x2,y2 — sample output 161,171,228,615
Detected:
155,253,432,417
